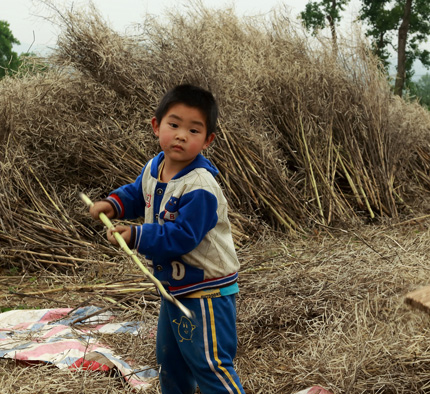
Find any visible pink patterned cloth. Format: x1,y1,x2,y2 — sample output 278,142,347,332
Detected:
295,386,334,394
0,307,157,391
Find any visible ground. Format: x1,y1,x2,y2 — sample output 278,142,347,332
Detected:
1,222,430,393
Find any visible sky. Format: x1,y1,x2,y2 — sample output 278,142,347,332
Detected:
2,0,362,55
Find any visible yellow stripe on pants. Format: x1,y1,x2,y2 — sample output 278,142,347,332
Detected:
207,298,242,394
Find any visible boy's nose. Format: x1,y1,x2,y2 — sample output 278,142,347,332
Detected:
175,130,186,140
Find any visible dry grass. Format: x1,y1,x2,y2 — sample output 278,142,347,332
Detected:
236,225,430,393
1,1,430,393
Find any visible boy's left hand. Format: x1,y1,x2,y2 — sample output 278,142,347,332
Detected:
107,225,132,247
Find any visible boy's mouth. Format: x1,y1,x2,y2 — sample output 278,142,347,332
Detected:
172,144,184,151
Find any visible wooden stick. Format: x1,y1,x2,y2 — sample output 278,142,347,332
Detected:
79,193,194,319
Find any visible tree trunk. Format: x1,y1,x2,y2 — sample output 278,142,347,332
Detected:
377,32,385,58
327,0,338,53
394,0,413,97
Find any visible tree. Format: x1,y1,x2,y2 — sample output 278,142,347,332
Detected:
395,0,412,96
0,20,21,78
359,0,430,97
300,0,351,50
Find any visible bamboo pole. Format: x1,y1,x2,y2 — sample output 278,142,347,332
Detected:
79,193,194,319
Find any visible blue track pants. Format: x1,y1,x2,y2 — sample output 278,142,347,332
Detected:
156,295,244,394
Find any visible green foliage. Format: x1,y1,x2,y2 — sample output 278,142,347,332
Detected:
300,2,327,33
359,0,430,82
300,0,350,35
358,1,400,67
0,20,21,78
408,73,430,108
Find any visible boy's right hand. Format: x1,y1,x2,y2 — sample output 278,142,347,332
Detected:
89,200,115,221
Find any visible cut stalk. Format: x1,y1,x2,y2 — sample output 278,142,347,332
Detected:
299,116,325,224
359,184,375,219
335,146,363,207
79,193,194,319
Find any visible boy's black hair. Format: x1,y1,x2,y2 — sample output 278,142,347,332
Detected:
155,84,218,137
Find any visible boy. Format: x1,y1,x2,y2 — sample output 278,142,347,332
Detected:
89,84,244,394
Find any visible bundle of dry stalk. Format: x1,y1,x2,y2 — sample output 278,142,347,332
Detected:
1,2,430,234
1,4,430,271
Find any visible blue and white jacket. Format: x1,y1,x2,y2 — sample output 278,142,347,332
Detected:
106,152,240,297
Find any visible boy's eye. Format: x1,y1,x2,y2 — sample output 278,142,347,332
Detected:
190,129,200,134
169,123,178,128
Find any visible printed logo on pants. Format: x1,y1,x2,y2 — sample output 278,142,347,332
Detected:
173,316,196,342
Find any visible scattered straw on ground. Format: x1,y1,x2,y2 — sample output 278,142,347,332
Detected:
2,223,430,393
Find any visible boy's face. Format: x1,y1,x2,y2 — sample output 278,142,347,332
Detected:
152,103,215,168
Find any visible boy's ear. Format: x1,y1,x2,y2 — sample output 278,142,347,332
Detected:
203,133,215,149
151,117,160,136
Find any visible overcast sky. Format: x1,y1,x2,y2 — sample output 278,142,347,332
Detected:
3,0,362,55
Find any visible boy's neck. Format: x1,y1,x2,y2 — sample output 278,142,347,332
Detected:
159,156,195,183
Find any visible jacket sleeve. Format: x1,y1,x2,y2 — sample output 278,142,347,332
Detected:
106,164,147,219
131,189,218,259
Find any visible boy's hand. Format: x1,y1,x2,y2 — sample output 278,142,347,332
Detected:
89,200,115,220
107,225,132,247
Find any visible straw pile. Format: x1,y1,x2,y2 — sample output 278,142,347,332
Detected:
1,2,430,393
